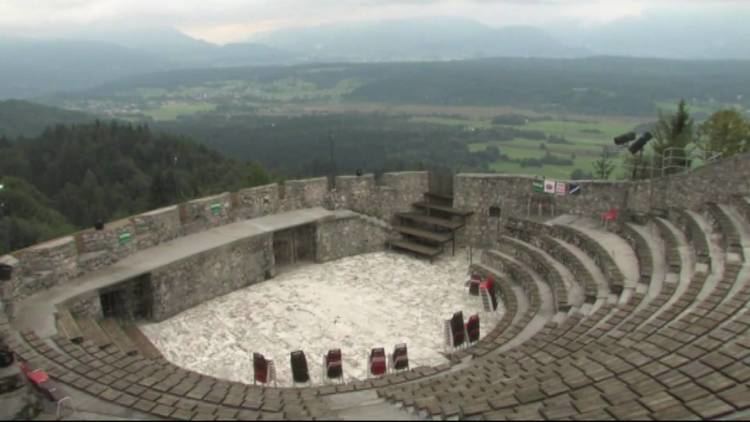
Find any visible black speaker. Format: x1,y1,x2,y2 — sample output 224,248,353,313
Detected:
94,221,104,231
629,132,653,154
614,132,637,145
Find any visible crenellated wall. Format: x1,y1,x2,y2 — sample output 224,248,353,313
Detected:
4,152,749,317
0,171,428,313
454,152,750,247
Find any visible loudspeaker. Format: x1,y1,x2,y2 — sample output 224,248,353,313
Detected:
614,132,637,145
94,221,104,231
629,132,653,154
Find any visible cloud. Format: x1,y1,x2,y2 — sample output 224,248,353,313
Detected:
1,0,748,43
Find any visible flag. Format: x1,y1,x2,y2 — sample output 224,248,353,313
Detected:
544,179,556,194
556,182,568,195
532,180,545,193
569,184,581,195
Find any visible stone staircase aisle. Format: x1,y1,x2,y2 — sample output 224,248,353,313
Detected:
388,193,473,262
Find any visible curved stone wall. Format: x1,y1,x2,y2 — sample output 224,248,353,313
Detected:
454,151,750,247
0,171,428,317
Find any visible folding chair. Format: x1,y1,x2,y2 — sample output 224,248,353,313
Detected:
484,277,498,310
450,311,466,349
466,314,480,344
368,348,387,378
389,344,409,373
322,349,343,383
290,350,310,385
465,272,482,296
601,208,619,228
19,360,75,419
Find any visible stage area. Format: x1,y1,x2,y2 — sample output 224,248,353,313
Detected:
140,249,499,386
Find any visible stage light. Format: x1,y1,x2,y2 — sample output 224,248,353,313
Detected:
614,132,637,145
629,132,653,155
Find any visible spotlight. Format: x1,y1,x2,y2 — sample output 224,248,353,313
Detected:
614,132,637,145
629,132,653,155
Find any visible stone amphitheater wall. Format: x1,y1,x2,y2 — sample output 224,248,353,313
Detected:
0,171,428,315
454,151,750,246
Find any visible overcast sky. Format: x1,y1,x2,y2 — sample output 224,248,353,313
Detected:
1,0,748,44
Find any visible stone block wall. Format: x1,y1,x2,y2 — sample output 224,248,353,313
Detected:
150,233,274,321
180,192,233,236
315,211,391,262
61,292,103,319
378,171,429,221
131,206,182,250
234,184,280,221
75,218,138,274
453,153,750,247
280,177,329,212
10,237,78,303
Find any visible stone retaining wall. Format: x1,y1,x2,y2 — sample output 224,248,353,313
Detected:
315,211,391,262
150,233,274,321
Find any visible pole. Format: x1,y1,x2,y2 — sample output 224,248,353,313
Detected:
328,130,336,187
0,183,8,254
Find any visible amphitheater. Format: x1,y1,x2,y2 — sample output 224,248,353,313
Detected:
2,153,750,420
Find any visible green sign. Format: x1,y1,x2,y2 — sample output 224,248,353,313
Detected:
118,232,132,245
210,202,223,216
532,180,545,193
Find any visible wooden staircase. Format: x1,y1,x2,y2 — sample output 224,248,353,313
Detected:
388,192,473,262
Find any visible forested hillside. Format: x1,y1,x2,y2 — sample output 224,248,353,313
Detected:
0,121,271,253
0,100,92,138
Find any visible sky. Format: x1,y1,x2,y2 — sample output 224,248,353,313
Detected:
1,0,748,44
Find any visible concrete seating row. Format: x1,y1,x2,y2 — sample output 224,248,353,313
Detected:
378,204,749,420
497,236,572,313
613,222,654,285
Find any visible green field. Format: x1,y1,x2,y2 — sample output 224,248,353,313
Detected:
456,115,644,179
144,101,217,121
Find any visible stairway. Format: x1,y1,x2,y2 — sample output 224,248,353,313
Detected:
55,310,162,359
388,192,473,262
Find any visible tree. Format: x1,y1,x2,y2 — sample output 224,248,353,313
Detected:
697,109,750,158
570,168,593,180
592,147,616,180
652,99,694,174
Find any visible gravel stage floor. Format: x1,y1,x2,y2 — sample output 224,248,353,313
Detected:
140,249,502,386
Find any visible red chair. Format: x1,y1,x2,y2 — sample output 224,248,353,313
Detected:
389,344,409,372
602,208,619,224
290,350,310,385
323,349,343,383
253,353,269,385
466,315,480,344
466,273,482,296
368,348,387,377
450,311,465,348
19,359,74,418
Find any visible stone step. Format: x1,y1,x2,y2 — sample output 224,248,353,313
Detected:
396,213,464,230
74,318,113,350
424,192,454,204
122,324,163,360
99,319,138,356
388,239,442,259
393,225,453,243
413,202,473,217
55,310,83,344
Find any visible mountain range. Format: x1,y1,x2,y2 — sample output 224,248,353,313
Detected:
4,14,750,100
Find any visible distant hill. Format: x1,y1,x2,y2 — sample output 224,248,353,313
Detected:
253,17,588,61
0,38,172,99
69,27,298,67
0,100,93,138
0,34,296,100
